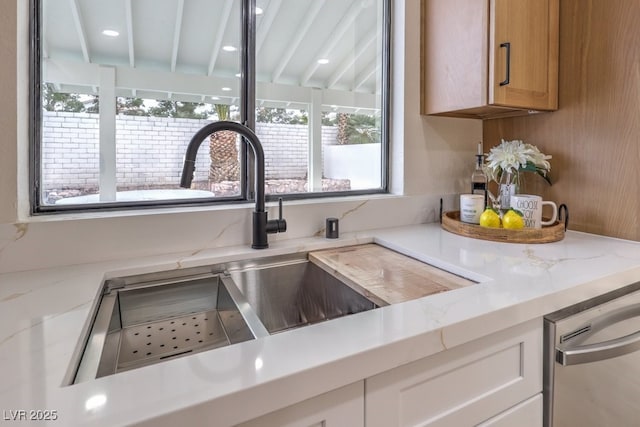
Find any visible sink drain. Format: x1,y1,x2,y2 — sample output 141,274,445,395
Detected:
117,310,232,371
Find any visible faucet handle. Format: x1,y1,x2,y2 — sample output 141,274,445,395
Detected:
266,198,287,234
275,197,287,232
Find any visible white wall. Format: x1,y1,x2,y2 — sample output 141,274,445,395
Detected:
393,0,482,196
324,144,382,190
0,0,482,274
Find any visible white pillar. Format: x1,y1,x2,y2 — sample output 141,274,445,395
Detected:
308,89,323,192
99,66,117,201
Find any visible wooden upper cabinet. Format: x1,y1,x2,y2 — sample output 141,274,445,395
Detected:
421,0,559,119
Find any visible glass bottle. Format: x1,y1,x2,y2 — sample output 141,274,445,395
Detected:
471,142,487,208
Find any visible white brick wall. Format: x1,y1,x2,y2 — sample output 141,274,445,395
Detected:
41,112,339,190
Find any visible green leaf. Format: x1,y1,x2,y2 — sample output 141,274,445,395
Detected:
519,161,552,185
519,162,538,173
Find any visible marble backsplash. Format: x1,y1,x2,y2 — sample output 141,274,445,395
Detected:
0,194,455,274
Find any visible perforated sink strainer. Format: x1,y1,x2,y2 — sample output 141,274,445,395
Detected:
117,310,234,371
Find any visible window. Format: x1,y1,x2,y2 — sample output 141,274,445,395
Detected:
31,0,389,212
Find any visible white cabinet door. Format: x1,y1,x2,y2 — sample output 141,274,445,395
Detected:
238,381,364,427
365,319,542,427
477,393,542,427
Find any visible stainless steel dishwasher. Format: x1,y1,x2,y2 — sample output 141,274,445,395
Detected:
543,283,640,427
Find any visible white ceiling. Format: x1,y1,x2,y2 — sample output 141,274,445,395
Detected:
42,0,383,111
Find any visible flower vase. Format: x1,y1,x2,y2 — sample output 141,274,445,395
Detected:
498,170,520,211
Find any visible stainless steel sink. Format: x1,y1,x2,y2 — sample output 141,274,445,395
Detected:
71,253,378,384
73,267,268,383
227,253,378,334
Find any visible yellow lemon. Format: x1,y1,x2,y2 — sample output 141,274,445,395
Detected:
502,209,524,230
479,208,501,228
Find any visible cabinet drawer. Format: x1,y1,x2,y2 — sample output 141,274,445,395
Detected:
238,381,364,427
365,319,542,427
478,394,542,427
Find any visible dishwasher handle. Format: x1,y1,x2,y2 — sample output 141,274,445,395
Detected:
556,329,640,366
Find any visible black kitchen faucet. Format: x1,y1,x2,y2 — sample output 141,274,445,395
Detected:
180,121,286,248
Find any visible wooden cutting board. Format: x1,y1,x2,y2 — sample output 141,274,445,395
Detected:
309,244,474,306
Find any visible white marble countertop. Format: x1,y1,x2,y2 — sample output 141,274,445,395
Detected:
3,223,640,426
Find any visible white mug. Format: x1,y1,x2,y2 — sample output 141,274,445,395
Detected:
510,194,558,228
460,194,485,224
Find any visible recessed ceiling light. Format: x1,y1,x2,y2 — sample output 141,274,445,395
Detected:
102,29,120,37
211,96,220,101
255,7,263,15
221,87,232,91
317,58,330,65
222,45,237,52
235,73,241,78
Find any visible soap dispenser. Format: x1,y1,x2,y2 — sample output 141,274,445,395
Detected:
471,142,488,207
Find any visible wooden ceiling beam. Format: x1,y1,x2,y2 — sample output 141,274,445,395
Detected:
124,0,135,67
327,29,377,89
207,0,234,76
170,0,185,72
68,0,90,62
300,2,362,87
256,0,282,54
271,0,326,83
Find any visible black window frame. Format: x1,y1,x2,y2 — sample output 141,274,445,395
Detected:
29,0,391,214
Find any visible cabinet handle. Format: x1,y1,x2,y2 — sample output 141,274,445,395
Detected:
499,42,511,86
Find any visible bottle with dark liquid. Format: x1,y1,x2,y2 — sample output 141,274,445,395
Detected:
471,142,487,208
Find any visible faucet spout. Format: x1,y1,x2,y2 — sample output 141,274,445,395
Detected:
180,121,286,249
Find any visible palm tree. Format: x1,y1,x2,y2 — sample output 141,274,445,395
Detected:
337,112,349,145
345,114,381,144
209,104,239,184
336,113,380,144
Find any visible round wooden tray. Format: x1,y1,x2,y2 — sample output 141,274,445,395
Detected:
441,211,565,243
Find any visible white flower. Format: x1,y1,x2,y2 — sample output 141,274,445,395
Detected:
485,139,552,183
523,143,552,175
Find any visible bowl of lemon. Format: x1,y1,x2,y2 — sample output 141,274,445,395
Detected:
441,209,564,244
